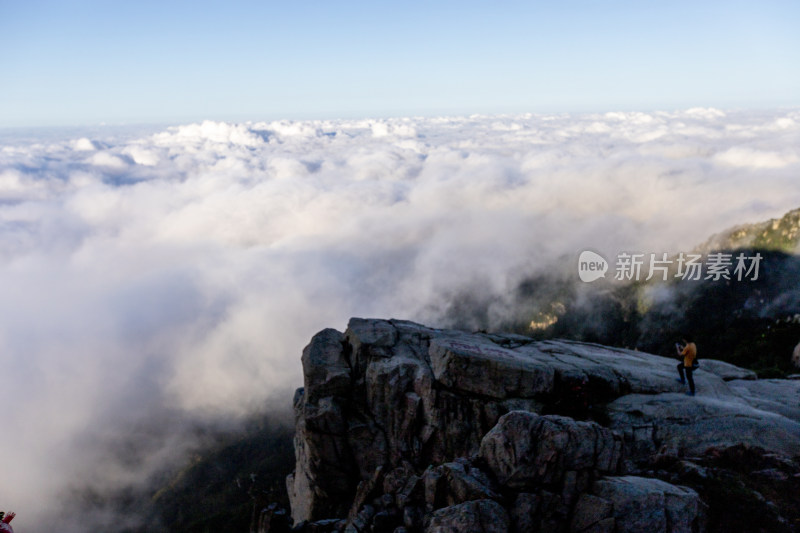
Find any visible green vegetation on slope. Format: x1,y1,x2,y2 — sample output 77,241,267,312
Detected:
145,414,294,533
701,208,800,254
495,207,800,376
513,250,800,377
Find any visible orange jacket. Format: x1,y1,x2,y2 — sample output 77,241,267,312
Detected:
681,342,697,367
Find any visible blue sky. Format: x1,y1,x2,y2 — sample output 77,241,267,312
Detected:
1,0,799,127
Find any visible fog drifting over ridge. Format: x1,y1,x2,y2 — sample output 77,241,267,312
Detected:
1,108,799,529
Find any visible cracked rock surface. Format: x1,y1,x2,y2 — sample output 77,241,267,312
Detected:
280,318,800,533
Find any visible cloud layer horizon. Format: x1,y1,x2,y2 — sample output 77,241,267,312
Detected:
1,108,799,530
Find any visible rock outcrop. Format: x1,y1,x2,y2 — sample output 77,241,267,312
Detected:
282,318,800,533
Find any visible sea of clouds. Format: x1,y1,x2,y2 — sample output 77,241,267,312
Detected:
1,108,799,530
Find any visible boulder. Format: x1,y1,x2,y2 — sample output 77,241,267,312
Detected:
301,328,350,402
509,493,540,533
569,493,614,532
793,342,800,369
434,460,500,507
591,476,706,533
426,499,509,533
430,337,554,398
479,411,622,491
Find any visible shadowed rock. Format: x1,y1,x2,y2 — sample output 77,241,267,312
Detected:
591,476,707,533
285,318,800,532
479,411,622,490
426,499,509,533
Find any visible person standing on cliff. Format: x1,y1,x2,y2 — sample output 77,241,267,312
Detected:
0,511,16,533
676,337,698,396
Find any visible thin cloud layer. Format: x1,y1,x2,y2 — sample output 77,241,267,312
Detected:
1,109,799,530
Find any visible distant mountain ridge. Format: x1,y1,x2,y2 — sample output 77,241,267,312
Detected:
700,207,800,254
512,206,800,378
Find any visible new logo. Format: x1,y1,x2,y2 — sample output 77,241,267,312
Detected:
578,250,609,282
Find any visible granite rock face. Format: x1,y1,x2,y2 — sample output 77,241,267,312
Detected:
284,318,800,532
479,411,622,491
590,476,706,533
426,499,509,533
696,359,757,381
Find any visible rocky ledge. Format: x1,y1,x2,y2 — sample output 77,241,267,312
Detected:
262,318,800,533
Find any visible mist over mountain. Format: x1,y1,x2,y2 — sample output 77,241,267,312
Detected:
499,207,800,377
1,109,799,531
84,205,800,533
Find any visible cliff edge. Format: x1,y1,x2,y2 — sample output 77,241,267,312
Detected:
267,318,800,533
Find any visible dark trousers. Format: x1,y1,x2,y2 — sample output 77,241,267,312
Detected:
677,363,695,394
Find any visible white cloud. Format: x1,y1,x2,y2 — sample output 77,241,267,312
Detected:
714,146,799,169
89,150,130,169
72,137,100,151
154,120,267,148
0,109,799,529
683,107,727,119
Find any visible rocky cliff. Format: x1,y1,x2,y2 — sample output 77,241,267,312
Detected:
267,318,800,533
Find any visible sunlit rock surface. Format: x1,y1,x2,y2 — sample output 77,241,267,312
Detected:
281,318,800,532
